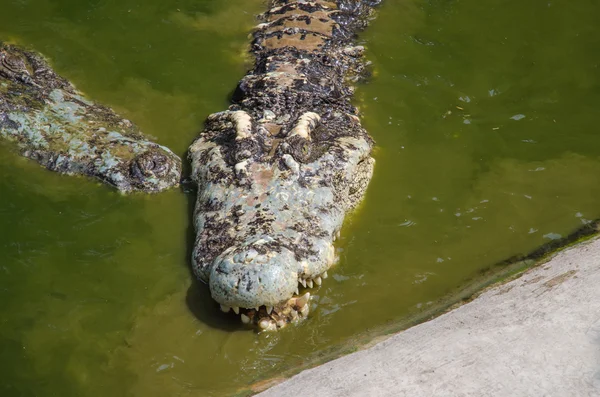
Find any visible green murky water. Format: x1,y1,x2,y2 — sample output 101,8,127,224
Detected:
1,0,599,395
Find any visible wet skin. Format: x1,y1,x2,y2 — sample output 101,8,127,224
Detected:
189,0,380,330
0,43,182,193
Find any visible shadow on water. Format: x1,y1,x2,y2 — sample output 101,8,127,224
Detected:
185,280,242,332
181,172,245,332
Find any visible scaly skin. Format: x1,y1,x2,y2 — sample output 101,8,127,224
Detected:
189,0,380,330
0,43,181,193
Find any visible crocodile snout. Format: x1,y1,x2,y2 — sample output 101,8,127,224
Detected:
209,241,299,309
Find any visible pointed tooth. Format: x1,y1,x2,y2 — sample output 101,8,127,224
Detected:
322,271,328,279
296,292,310,308
267,322,278,332
300,304,309,317
255,307,260,312
266,306,273,314
259,319,270,329
220,304,231,313
233,306,240,315
300,279,307,288
315,276,322,286
307,279,314,288
241,313,250,324
295,287,299,295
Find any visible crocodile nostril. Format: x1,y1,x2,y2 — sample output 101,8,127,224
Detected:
245,249,258,263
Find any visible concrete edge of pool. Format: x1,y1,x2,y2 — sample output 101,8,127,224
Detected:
244,221,600,396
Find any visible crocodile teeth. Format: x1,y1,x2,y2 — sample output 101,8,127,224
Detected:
266,306,273,314
322,271,328,279
233,306,240,315
315,276,322,286
259,319,271,329
300,279,307,288
241,314,250,324
295,287,299,295
266,322,277,332
307,279,314,288
300,304,309,317
220,304,231,313
296,292,310,308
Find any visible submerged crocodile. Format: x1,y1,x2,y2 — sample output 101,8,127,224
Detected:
0,43,181,193
0,0,380,331
189,0,379,330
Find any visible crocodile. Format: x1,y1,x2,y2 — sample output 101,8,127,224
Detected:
188,0,380,330
0,0,380,331
0,43,181,193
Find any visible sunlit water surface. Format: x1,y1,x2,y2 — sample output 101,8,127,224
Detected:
1,0,599,395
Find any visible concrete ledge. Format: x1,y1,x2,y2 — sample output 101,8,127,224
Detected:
258,237,600,396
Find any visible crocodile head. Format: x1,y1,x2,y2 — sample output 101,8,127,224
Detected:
0,43,182,193
97,138,182,193
189,110,373,330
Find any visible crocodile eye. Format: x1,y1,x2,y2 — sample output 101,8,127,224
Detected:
150,158,169,177
286,135,325,163
132,152,170,178
1,51,28,75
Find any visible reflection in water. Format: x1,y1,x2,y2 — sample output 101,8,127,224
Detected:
1,0,600,395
